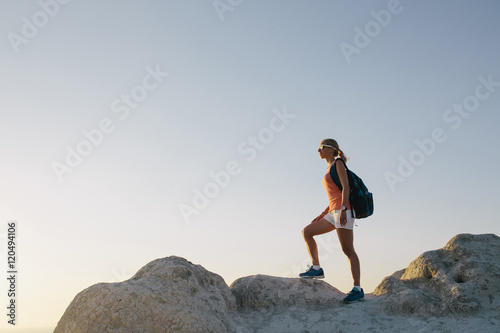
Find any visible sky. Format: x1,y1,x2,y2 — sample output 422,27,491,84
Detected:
1,0,500,331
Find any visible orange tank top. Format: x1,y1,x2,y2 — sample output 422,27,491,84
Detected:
322,161,351,212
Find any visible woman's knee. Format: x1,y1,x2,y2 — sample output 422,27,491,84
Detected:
302,226,313,239
342,246,355,258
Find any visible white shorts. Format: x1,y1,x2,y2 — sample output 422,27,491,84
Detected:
323,210,355,229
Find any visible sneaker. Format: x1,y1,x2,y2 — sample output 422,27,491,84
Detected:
299,266,325,279
343,288,364,304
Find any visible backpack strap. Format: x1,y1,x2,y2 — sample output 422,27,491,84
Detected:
329,159,355,218
329,158,347,191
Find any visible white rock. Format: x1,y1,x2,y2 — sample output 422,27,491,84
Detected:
374,233,500,316
54,234,500,332
230,274,345,309
54,256,236,333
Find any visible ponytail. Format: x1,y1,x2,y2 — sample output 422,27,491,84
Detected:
337,149,347,163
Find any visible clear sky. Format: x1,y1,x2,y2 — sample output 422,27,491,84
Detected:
1,0,500,331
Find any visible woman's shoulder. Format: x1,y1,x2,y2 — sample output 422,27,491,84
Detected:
334,158,347,170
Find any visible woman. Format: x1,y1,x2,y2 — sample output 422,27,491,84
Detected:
299,138,364,304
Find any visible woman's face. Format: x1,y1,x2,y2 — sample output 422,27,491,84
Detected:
318,142,334,159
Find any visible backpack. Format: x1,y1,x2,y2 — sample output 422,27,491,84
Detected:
329,159,374,219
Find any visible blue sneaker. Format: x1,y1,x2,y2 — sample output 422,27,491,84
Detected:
343,288,364,304
299,266,325,279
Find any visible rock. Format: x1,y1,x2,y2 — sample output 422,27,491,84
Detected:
54,234,500,332
230,274,345,309
54,256,236,333
374,233,500,317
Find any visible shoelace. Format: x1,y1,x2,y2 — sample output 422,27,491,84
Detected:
347,288,359,296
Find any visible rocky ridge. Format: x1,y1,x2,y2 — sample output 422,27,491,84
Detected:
54,233,500,333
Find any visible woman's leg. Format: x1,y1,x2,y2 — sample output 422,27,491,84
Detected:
336,228,360,286
302,218,335,266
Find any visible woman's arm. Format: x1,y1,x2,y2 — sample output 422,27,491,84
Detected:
336,161,350,226
336,160,350,208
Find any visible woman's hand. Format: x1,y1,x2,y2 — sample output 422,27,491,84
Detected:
312,212,326,223
339,210,347,227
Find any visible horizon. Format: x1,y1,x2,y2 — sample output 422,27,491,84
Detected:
1,0,500,331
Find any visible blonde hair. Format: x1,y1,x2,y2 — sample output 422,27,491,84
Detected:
322,138,348,163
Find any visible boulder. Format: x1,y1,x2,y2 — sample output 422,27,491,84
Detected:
230,274,345,309
374,233,500,317
54,256,236,333
54,234,500,332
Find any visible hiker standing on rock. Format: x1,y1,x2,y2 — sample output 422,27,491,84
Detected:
299,138,364,304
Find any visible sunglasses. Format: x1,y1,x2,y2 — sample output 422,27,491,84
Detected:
318,144,333,150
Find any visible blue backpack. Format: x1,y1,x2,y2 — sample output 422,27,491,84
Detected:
329,159,374,219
